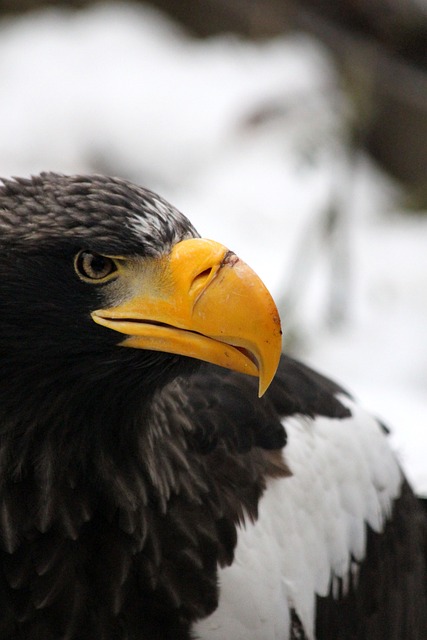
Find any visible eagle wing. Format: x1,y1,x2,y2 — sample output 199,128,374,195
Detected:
191,355,427,640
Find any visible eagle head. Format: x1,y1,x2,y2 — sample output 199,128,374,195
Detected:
0,173,281,411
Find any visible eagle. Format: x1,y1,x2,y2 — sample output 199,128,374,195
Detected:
0,172,425,640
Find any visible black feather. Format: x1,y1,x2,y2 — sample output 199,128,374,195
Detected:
0,174,424,640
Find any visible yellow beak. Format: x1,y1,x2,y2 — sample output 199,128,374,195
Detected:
92,238,282,396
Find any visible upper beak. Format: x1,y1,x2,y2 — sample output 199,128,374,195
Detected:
92,238,282,396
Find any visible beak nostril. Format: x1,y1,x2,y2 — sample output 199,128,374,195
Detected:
189,267,215,298
195,267,213,282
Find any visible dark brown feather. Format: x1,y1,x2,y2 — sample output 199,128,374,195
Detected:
0,174,424,639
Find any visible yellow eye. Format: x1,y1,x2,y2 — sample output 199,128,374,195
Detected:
74,251,118,283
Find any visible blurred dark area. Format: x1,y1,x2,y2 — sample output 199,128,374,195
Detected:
1,0,426,200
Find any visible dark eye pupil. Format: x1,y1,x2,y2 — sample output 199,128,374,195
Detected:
76,251,116,280
90,254,108,274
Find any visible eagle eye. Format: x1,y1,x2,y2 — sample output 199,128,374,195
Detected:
74,251,118,283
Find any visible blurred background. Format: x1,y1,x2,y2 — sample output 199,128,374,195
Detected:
0,0,426,492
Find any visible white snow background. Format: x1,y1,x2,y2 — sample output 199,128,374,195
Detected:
0,2,426,493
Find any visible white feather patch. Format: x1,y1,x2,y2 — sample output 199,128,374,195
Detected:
194,395,402,640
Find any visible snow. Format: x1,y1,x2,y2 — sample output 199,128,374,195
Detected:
0,2,425,493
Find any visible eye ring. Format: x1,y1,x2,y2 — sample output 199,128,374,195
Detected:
74,251,118,283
